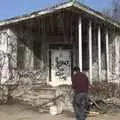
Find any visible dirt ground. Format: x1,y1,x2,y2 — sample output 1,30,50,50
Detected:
0,104,120,120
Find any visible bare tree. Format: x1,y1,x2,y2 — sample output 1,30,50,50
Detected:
103,0,120,22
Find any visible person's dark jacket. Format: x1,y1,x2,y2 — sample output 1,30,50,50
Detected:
72,72,89,93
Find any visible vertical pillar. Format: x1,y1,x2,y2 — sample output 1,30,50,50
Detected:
78,16,82,72
98,25,102,81
89,21,92,84
25,39,34,69
0,31,9,84
118,35,120,85
115,35,119,76
0,29,18,84
7,29,17,69
105,30,110,82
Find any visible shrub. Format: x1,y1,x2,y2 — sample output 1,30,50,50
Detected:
89,81,120,99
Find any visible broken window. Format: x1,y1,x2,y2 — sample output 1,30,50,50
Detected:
17,38,41,70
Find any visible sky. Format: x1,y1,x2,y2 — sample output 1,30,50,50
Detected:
0,0,113,20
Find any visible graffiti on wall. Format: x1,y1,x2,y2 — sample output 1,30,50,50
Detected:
55,57,70,80
51,50,71,82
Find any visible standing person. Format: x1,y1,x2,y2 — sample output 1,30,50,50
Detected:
72,66,89,120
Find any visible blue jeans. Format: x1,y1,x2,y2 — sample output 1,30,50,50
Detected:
73,92,89,120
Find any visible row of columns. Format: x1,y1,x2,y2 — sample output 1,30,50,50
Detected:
78,16,111,84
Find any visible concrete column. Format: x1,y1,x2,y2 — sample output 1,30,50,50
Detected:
0,29,18,84
105,30,110,82
78,16,82,72
89,21,93,84
115,35,119,76
7,29,17,69
0,31,9,84
118,35,120,85
25,39,34,69
98,25,101,81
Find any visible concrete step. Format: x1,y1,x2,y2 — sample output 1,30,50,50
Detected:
19,94,54,107
22,94,56,100
10,84,57,110
32,83,52,88
32,90,56,96
32,86,56,95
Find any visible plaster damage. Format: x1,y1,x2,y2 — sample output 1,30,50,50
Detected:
0,0,120,112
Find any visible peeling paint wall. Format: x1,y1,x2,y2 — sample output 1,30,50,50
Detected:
0,29,17,84
0,21,120,113
0,12,120,86
8,23,75,85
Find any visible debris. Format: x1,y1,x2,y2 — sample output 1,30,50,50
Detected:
88,111,100,117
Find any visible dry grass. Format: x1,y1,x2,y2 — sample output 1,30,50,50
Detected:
89,81,120,99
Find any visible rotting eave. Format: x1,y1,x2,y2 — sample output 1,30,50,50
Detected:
0,0,120,29
0,1,73,27
73,1,120,29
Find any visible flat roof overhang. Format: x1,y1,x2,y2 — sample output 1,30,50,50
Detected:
0,1,120,29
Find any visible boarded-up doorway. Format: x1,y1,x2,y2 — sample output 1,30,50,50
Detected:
49,46,72,86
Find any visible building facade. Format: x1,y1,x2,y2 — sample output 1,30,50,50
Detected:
0,1,120,86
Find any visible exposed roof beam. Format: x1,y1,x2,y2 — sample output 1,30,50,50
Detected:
0,2,73,26
0,1,120,29
73,2,120,28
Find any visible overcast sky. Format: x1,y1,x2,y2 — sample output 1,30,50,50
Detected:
0,0,112,20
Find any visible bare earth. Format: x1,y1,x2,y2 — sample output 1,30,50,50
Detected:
0,104,120,120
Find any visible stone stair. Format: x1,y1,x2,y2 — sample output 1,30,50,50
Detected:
10,84,57,112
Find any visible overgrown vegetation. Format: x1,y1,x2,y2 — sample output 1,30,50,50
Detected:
89,81,120,113
90,81,120,99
